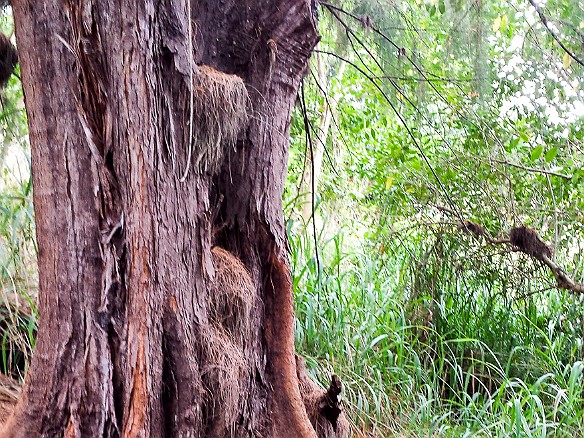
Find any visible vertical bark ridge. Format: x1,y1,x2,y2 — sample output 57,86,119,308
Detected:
5,1,121,435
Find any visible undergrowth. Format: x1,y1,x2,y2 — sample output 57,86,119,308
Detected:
290,213,584,437
0,158,36,381
0,46,37,381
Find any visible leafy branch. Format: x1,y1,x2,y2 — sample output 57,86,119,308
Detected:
438,204,584,294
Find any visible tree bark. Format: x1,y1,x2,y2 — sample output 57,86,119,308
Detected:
3,1,347,437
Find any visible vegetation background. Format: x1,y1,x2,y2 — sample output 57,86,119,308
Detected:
0,0,583,436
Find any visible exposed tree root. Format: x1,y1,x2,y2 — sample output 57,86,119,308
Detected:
0,375,19,428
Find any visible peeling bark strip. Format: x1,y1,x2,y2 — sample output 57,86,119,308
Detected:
6,0,347,437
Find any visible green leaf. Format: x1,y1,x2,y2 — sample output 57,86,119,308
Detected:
530,145,544,161
438,0,446,14
563,52,572,70
369,334,388,350
493,15,502,32
508,137,520,150
545,146,558,162
500,14,508,32
410,158,422,171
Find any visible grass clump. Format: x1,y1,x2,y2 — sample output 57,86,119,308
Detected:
289,212,584,437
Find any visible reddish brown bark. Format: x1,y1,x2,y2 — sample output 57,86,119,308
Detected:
2,0,347,437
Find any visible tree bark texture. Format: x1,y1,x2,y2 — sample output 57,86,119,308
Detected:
3,1,347,437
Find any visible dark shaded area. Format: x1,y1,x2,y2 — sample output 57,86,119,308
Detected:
296,355,349,437
0,32,16,89
509,225,552,262
321,375,342,431
460,220,488,238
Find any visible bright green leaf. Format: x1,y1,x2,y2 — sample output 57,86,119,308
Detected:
563,52,572,70
545,146,558,162
500,14,508,31
531,145,544,161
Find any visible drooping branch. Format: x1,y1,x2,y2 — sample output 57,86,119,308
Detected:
298,81,321,278
527,0,584,68
540,254,584,294
443,207,584,295
508,225,584,294
315,49,467,227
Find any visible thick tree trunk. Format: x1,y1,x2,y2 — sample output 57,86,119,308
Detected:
3,1,347,437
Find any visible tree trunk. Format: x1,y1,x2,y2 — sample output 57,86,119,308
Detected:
3,1,348,436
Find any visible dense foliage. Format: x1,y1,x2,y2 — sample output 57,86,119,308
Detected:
286,0,584,435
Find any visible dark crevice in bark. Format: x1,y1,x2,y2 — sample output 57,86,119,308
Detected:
108,316,124,436
321,376,343,431
107,240,127,436
161,332,178,438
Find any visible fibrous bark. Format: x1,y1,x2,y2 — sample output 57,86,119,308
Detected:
4,0,347,437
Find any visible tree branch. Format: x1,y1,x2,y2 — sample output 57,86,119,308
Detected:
527,0,584,68
436,205,584,294
492,159,572,180
540,254,584,294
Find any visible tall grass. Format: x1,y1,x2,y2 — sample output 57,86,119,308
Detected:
289,213,584,437
0,58,37,381
0,169,37,380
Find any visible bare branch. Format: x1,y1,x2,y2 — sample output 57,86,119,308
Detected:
527,0,584,68
440,205,584,294
492,159,572,180
540,254,584,294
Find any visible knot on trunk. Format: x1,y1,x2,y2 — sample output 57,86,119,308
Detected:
296,355,349,437
319,375,343,431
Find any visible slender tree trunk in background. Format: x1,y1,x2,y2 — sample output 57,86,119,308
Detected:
3,1,348,436
300,52,345,223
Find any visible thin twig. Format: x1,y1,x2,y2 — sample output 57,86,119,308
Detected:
316,48,467,227
299,81,321,285
491,159,572,180
527,0,584,68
